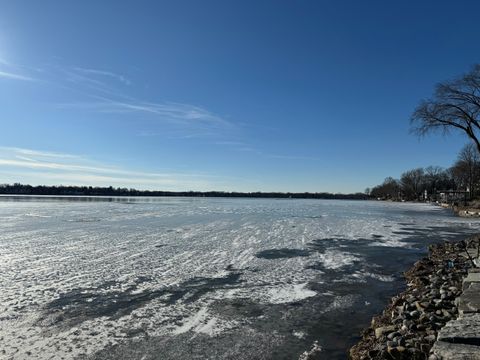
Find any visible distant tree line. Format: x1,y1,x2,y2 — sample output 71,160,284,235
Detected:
368,143,480,201
0,183,369,200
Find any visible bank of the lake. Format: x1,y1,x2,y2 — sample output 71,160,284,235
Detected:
349,236,480,360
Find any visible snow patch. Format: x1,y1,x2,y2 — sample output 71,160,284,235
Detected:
318,249,361,269
267,283,316,304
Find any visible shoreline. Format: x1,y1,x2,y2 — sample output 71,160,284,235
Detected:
0,184,369,200
348,236,479,359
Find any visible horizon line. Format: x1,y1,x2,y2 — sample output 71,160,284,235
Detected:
0,183,368,197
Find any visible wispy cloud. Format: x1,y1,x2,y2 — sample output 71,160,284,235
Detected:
138,129,219,139
4,147,82,159
0,57,36,81
0,59,232,138
0,147,237,190
2,171,208,188
0,70,34,81
57,98,232,128
214,141,248,146
0,158,122,174
46,64,234,133
212,141,322,161
61,68,122,97
266,154,322,161
73,67,131,85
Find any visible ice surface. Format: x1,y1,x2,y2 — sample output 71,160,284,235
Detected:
0,197,479,359
267,283,317,304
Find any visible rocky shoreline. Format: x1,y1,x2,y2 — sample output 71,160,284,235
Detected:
349,238,478,359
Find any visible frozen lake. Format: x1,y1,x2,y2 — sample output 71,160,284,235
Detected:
1,197,479,359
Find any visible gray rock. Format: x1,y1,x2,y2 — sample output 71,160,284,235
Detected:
375,325,396,339
409,310,420,318
436,313,480,341
432,341,480,360
394,336,405,346
432,313,480,359
387,331,401,340
386,340,397,347
457,282,480,315
463,272,480,290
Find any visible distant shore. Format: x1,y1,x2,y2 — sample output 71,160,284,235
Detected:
0,183,369,200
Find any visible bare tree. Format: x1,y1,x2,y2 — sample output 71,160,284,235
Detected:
451,143,480,199
370,177,400,200
400,168,425,200
424,166,444,198
411,64,480,153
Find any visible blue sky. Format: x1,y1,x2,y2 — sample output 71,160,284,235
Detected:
1,1,480,192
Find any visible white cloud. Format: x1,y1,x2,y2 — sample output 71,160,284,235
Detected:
0,147,235,191
4,147,82,159
0,158,120,173
57,98,232,129
0,57,37,81
212,140,322,161
50,64,233,132
266,154,322,161
0,60,232,138
0,70,34,81
73,67,131,85
3,171,206,188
